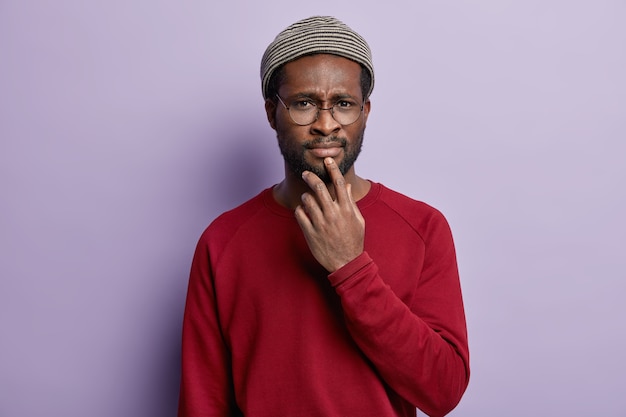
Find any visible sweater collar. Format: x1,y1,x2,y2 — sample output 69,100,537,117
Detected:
263,181,381,218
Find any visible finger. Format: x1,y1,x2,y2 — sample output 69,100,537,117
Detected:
301,170,334,206
346,183,355,205
345,183,360,216
324,157,350,204
294,204,314,230
299,190,328,225
346,183,366,224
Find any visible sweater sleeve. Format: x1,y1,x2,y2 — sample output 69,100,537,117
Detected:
327,213,469,417
178,237,240,417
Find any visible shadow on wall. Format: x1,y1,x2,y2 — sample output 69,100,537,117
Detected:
197,117,282,217
147,118,281,417
148,306,186,417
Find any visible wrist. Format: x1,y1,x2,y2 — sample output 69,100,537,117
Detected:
327,251,372,287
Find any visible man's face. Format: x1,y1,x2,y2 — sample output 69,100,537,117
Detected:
266,54,370,183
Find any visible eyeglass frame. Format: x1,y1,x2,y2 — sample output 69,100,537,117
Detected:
275,94,364,126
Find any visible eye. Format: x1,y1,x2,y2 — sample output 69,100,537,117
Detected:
291,100,315,110
334,100,359,113
335,100,354,109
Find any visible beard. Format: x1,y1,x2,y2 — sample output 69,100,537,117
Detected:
277,132,364,184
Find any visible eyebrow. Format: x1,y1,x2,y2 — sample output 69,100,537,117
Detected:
290,92,357,101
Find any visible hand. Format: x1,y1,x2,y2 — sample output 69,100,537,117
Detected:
294,158,365,273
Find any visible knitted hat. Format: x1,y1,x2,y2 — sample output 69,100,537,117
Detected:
260,16,374,100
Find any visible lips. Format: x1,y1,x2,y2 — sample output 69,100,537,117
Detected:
306,140,344,158
308,146,343,158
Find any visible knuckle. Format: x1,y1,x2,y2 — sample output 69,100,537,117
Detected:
326,210,339,222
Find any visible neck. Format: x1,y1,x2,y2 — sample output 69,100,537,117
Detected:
273,164,371,210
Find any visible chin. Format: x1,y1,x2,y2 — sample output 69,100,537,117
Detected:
299,160,330,182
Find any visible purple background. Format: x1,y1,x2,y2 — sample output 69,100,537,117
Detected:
1,1,625,416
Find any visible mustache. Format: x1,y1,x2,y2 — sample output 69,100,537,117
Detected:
303,136,347,148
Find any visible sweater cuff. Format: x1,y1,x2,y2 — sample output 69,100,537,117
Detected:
328,251,374,288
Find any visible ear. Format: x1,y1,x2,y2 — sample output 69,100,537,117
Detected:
265,99,277,130
362,99,371,124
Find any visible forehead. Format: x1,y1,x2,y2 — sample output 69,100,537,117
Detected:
279,54,362,98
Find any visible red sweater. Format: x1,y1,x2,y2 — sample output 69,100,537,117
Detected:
179,182,469,417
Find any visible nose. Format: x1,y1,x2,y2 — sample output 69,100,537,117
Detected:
310,107,341,136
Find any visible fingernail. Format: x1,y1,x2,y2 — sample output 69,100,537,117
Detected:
325,157,333,164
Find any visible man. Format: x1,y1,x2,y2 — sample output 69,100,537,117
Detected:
179,16,469,417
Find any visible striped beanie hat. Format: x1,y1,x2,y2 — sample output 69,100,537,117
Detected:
260,16,374,100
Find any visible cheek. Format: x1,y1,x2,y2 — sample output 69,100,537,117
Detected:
273,113,292,134
346,124,366,142
275,120,307,141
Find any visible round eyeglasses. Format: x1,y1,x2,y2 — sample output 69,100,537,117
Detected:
276,95,364,126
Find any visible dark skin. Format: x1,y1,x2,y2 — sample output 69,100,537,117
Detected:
264,54,372,272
